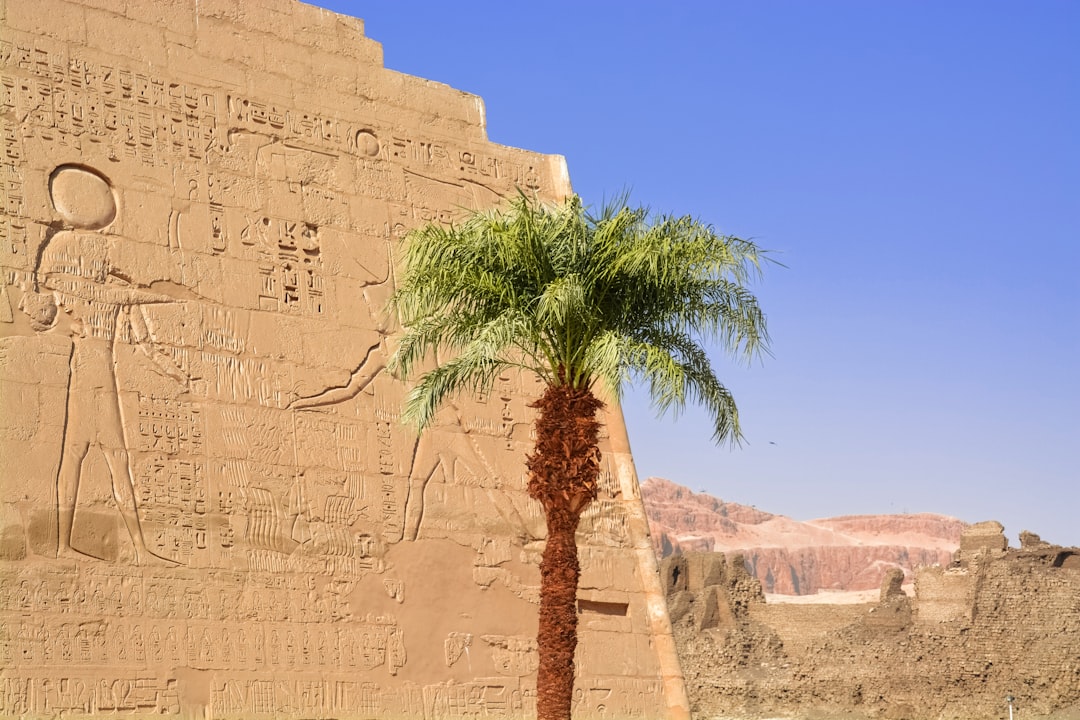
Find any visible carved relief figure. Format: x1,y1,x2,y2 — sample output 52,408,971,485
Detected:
400,403,508,542
32,164,188,565
287,288,398,560
294,361,521,546
289,334,389,412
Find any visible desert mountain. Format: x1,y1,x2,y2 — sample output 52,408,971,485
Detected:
640,477,966,595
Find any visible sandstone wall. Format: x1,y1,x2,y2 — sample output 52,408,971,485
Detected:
664,527,1080,720
0,1,686,718
746,603,866,651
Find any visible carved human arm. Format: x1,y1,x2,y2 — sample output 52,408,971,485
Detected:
289,339,388,409
127,305,190,388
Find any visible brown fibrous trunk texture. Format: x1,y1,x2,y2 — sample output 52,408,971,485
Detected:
527,383,603,720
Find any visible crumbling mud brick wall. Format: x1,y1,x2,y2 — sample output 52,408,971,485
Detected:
0,1,688,718
663,524,1080,720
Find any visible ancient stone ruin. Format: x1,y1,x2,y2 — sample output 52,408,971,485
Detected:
663,523,1080,720
0,1,687,717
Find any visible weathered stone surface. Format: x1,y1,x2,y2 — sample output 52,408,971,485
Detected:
667,526,1080,720
643,476,965,594
0,2,686,718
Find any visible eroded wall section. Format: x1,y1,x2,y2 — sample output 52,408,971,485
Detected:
0,1,684,717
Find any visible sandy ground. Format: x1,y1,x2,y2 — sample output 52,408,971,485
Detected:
765,584,914,604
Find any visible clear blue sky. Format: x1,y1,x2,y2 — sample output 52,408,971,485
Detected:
312,1,1079,546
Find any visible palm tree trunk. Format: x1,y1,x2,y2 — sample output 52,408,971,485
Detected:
536,506,582,720
528,382,603,720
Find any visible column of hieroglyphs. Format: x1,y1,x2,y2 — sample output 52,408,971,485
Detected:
0,1,689,718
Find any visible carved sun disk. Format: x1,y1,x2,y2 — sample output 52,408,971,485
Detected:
49,165,117,229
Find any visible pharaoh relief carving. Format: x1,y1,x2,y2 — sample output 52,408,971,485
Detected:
0,2,682,719
34,164,188,566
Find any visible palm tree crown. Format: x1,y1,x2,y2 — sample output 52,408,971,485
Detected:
389,192,770,720
389,193,771,441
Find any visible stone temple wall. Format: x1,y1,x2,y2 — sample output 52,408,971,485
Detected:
0,1,687,717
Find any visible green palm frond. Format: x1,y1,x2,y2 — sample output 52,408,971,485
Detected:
389,192,772,444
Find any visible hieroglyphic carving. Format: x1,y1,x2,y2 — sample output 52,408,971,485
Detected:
253,216,324,315
211,677,383,717
0,675,180,717
481,635,539,677
0,34,218,165
0,2,683,718
445,633,473,668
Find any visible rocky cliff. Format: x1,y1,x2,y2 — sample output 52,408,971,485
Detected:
642,477,966,595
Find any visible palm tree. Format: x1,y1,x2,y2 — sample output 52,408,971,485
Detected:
388,193,770,720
